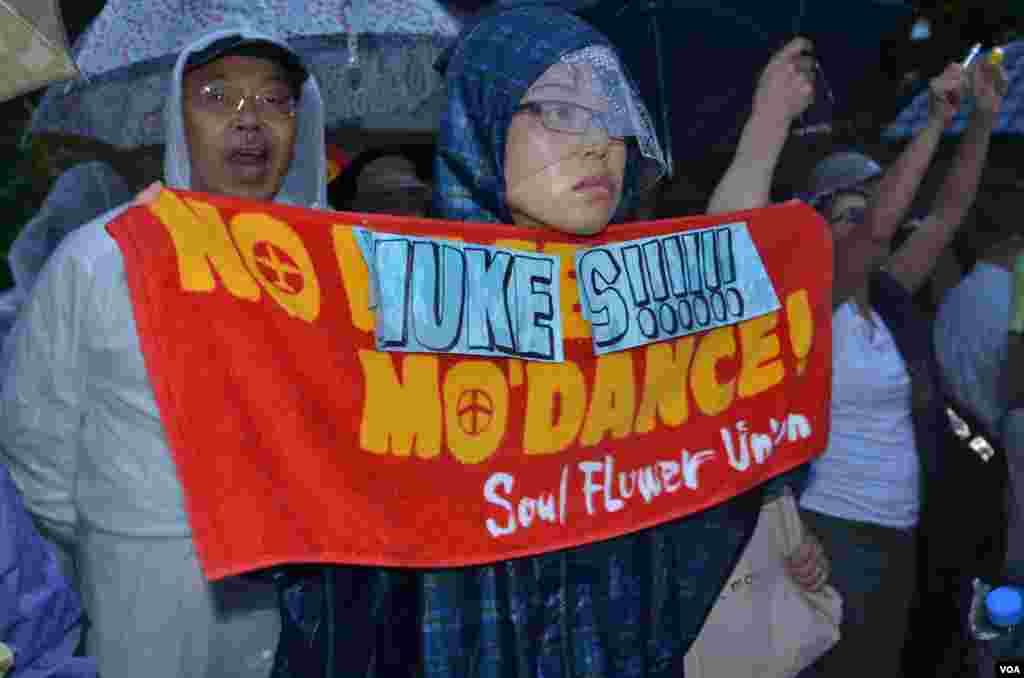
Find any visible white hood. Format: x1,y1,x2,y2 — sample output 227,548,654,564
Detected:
163,27,327,209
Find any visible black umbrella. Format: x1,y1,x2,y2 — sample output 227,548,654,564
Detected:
459,0,912,175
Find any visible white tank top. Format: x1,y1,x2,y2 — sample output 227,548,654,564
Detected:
800,301,921,528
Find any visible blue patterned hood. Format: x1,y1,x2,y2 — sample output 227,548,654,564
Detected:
432,5,648,223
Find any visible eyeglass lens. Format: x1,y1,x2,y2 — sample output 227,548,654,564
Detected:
195,82,296,118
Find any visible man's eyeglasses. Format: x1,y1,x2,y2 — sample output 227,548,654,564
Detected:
190,82,298,120
514,101,621,137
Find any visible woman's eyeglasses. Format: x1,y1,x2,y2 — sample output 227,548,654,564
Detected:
515,101,622,137
190,81,298,120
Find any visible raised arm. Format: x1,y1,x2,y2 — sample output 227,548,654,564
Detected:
887,58,1006,293
707,38,815,214
862,65,964,247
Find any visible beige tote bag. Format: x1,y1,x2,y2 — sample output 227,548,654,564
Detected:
684,489,842,678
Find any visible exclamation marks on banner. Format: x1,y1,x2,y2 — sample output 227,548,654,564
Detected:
785,290,813,375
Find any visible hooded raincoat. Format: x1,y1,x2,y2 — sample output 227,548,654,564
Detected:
0,463,96,678
0,26,327,678
7,163,132,301
271,8,769,678
0,163,131,373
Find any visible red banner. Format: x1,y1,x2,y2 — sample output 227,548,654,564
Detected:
107,189,832,580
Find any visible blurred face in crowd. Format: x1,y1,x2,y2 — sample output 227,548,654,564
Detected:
826,180,889,277
350,155,431,217
183,55,298,201
826,190,870,241
504,61,627,236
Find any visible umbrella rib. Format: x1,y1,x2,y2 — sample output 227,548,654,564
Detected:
649,12,673,175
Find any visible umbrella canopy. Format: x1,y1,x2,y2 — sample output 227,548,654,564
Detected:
0,0,78,102
885,40,1024,140
470,0,911,174
30,0,461,148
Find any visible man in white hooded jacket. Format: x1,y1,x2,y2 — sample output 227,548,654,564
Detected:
0,27,328,677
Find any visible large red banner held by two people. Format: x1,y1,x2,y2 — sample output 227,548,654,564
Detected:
107,189,832,580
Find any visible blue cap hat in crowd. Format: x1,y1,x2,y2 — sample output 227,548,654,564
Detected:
803,151,883,207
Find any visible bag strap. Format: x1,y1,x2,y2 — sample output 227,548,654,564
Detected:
944,394,1003,463
775,488,804,556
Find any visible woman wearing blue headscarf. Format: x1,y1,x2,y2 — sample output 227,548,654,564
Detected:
272,5,820,676
422,6,819,676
